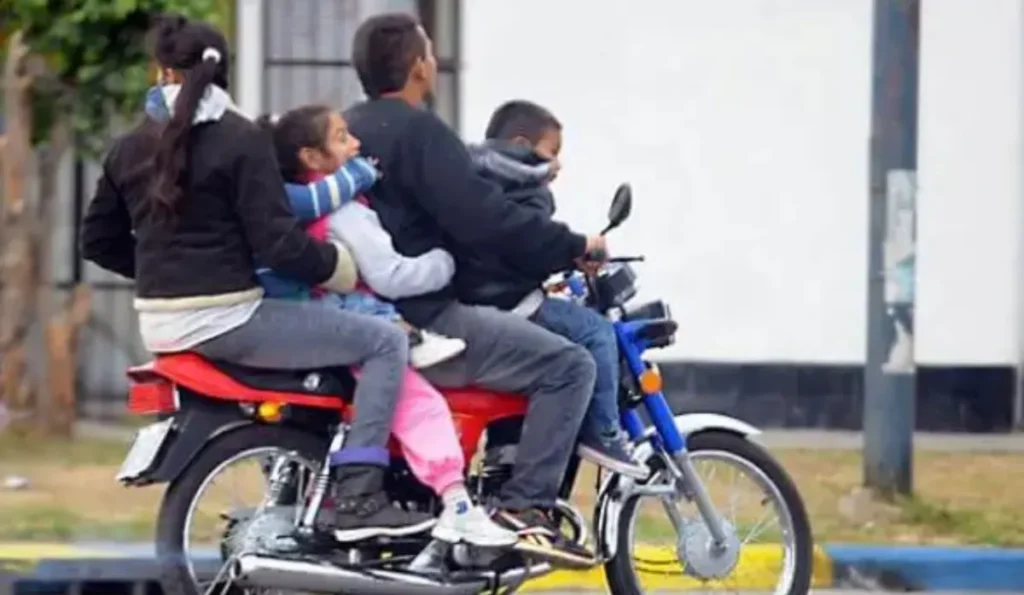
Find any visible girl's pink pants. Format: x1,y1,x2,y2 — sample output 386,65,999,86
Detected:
356,368,465,494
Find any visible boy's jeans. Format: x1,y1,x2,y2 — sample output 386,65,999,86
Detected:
530,297,620,442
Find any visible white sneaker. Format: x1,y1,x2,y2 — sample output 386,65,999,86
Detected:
410,331,466,369
431,502,518,547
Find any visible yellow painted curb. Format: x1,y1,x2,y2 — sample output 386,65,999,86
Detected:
0,543,118,574
0,543,117,560
521,544,832,591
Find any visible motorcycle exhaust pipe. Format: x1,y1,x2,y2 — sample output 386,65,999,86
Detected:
493,562,552,589
231,553,486,595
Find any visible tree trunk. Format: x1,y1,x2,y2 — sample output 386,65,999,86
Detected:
0,31,39,435
45,285,92,436
37,117,84,438
2,31,93,438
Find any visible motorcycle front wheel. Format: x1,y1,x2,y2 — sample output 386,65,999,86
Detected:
155,424,325,595
604,430,813,595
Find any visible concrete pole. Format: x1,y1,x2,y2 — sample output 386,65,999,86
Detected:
863,0,920,496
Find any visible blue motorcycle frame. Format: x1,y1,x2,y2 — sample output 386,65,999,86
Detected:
554,185,761,562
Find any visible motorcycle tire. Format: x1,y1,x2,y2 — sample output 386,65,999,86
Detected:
155,423,326,595
603,430,814,595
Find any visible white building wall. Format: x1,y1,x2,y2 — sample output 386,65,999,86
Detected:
915,0,1023,365
461,0,1024,366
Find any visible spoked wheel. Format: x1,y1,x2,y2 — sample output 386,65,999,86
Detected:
155,425,325,595
604,431,813,595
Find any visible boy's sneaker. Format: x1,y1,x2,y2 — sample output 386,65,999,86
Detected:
493,508,596,569
409,329,466,369
319,465,436,542
432,500,519,547
577,431,649,480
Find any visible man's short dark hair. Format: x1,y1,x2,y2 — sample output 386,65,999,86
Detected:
352,13,426,98
484,100,562,144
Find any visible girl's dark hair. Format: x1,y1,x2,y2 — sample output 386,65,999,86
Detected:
255,105,334,183
147,13,230,216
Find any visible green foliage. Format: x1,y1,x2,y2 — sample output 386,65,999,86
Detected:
1,0,221,156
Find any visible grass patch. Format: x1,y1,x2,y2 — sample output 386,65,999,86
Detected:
2,434,1024,546
897,496,1015,546
0,432,127,466
0,505,153,541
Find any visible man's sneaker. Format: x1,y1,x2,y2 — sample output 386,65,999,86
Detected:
494,508,596,569
319,464,436,542
577,431,649,480
432,500,518,547
409,329,466,369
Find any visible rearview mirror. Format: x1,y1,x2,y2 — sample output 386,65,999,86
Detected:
601,183,633,235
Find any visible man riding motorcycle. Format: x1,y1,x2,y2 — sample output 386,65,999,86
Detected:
345,13,608,566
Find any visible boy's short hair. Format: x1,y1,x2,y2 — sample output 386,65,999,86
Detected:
484,100,562,144
352,13,426,98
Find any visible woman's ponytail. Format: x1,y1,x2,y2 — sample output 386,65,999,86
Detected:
147,15,230,218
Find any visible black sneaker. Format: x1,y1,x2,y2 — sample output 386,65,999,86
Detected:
319,464,436,542
577,431,649,480
494,508,596,569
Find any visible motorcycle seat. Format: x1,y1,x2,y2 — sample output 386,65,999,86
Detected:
208,360,357,400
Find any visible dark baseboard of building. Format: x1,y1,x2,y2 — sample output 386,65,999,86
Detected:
659,362,1017,433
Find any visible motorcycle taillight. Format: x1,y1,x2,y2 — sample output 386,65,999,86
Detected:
127,378,179,415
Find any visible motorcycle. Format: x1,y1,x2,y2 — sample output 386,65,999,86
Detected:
116,183,813,595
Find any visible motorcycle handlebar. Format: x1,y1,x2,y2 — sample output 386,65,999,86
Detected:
556,254,646,278
582,248,608,262
579,253,646,265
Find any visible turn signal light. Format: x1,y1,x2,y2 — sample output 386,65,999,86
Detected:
638,367,663,394
257,402,285,423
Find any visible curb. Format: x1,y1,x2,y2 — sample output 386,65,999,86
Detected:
522,544,832,591
828,544,1024,592
3,542,1024,591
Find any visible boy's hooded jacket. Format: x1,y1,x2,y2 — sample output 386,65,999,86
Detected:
454,141,559,311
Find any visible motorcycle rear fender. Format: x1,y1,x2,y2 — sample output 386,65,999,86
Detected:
593,413,761,559
137,396,250,486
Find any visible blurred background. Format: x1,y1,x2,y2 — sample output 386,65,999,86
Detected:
2,0,1024,593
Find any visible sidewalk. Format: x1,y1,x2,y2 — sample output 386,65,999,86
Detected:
756,429,1024,452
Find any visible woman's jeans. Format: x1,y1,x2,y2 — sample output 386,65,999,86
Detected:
194,298,406,467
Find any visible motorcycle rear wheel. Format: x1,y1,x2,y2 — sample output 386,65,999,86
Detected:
155,424,325,595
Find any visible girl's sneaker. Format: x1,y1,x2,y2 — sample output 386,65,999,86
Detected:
432,501,519,547
409,329,466,369
577,431,649,480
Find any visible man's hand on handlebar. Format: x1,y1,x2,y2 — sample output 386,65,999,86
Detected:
583,235,607,259
578,235,609,276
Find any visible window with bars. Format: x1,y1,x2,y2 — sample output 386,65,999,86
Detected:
262,0,460,130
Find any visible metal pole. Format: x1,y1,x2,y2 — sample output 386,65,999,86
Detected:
863,0,920,496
